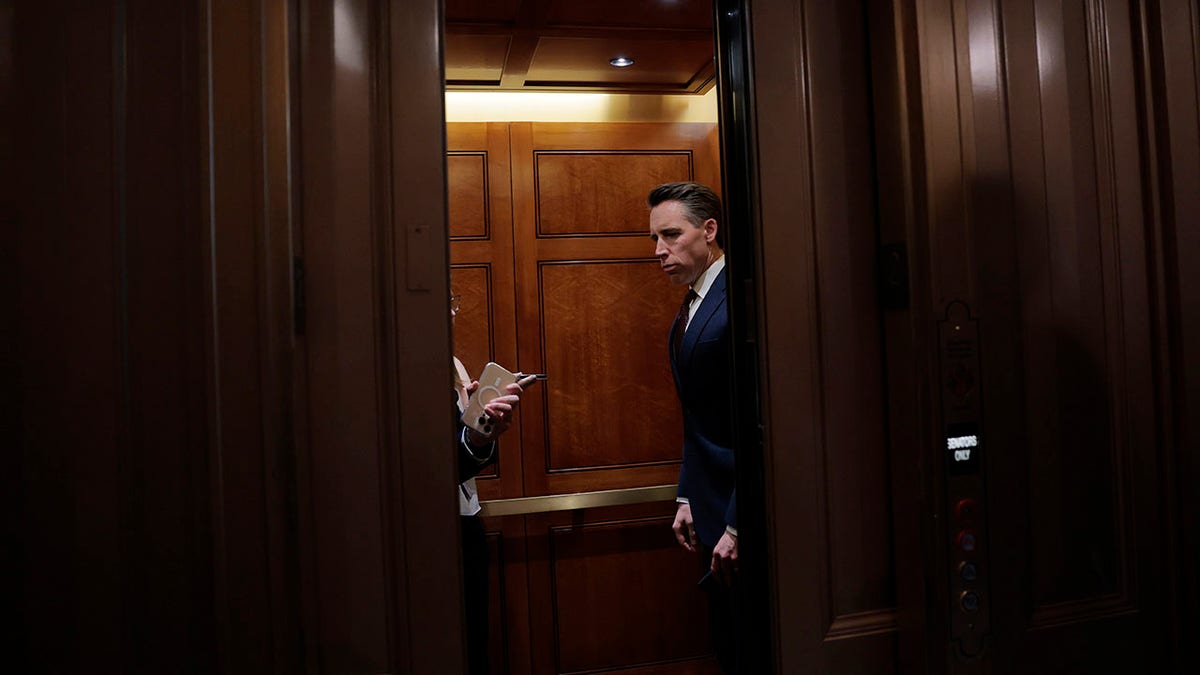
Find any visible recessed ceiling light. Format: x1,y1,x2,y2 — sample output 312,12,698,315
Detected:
609,56,635,68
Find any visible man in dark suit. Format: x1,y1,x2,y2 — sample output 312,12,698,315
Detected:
648,181,737,673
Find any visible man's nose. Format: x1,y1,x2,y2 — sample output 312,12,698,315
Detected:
655,240,668,258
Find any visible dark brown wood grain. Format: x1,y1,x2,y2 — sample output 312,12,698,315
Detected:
525,503,721,675
449,153,492,239
538,260,682,470
449,122,522,498
511,121,719,496
747,2,905,672
972,2,1166,671
1144,0,1200,656
535,152,693,236
481,514,535,675
12,0,296,671
17,3,125,670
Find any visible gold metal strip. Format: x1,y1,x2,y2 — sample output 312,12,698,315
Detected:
478,484,677,517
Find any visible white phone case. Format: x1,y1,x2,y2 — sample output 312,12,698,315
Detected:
461,361,518,437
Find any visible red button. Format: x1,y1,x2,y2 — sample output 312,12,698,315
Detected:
955,498,980,523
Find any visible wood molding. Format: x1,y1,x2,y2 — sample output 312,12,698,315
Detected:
1028,594,1137,632
825,609,899,642
384,0,467,672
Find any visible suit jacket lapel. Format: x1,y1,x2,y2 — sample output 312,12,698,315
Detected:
677,268,727,369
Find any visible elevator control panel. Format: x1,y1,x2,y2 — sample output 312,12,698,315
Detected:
938,302,991,661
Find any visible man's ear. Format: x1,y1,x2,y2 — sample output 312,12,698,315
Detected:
703,218,719,244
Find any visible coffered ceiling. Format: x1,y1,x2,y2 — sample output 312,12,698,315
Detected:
444,0,716,94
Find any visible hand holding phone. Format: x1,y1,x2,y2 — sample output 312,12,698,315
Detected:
461,362,519,437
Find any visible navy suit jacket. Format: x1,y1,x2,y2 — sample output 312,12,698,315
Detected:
669,267,736,547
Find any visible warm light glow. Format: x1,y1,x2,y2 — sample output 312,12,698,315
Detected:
444,90,718,123
333,0,365,73
609,56,635,67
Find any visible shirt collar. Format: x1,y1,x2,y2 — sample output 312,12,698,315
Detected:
690,254,725,301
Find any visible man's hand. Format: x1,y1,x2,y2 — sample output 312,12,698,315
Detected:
711,531,738,585
672,502,698,552
465,380,526,445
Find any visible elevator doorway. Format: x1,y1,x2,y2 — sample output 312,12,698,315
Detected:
295,0,1183,673
441,2,740,673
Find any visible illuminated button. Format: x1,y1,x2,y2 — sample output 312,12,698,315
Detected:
956,529,977,553
958,561,978,582
960,591,980,613
954,498,980,523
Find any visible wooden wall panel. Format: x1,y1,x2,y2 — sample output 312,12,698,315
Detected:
535,153,693,236
448,153,491,239
1008,0,1130,608
299,0,395,669
484,515,534,675
453,264,500,479
1146,0,1200,658
745,1,908,672
452,265,497,387
525,503,721,675
892,0,1175,671
449,122,522,498
291,0,479,671
205,1,302,668
540,261,681,469
300,0,479,671
806,0,896,631
984,4,1164,668
16,4,125,669
512,122,719,496
13,0,299,671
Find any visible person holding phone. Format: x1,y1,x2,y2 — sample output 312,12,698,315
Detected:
647,182,738,673
450,293,532,675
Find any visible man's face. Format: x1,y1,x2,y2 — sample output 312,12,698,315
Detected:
649,200,717,286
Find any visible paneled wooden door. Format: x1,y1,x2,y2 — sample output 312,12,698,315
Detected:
868,0,1177,672
447,121,724,674
735,0,1180,672
945,1,1174,672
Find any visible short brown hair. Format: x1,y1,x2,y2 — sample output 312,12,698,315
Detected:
647,181,725,249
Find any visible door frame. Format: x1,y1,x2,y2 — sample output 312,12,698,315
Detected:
362,1,924,673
